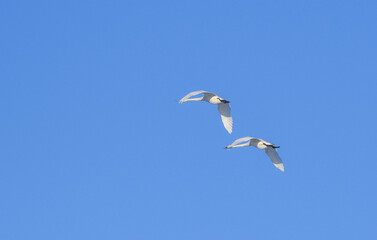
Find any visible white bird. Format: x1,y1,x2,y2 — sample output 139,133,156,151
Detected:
225,137,284,172
179,90,233,134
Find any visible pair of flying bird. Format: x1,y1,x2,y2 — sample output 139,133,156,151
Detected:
179,90,284,172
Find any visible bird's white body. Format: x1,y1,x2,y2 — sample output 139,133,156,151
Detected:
203,94,225,104
179,90,233,134
226,137,284,172
250,138,272,149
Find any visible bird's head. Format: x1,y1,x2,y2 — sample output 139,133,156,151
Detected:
225,145,231,149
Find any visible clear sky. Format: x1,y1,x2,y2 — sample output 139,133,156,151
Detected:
1,1,377,239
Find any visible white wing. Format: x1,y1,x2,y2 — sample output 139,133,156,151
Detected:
217,103,233,134
179,90,214,103
228,137,254,148
265,147,284,172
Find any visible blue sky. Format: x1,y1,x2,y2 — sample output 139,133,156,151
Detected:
1,0,377,239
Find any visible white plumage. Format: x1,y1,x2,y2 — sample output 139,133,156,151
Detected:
179,90,233,134
226,137,284,172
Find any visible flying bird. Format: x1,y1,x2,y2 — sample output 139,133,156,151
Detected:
179,90,233,134
225,137,284,172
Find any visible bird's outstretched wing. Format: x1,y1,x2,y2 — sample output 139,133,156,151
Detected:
217,103,233,134
179,90,214,103
228,137,254,148
265,147,284,172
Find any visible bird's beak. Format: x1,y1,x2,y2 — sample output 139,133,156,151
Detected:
225,146,230,149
